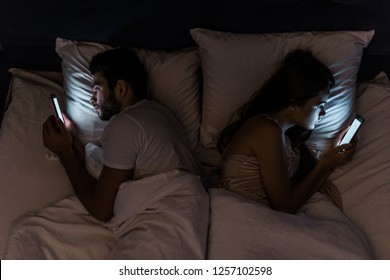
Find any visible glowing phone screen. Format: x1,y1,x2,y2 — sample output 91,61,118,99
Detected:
339,116,364,145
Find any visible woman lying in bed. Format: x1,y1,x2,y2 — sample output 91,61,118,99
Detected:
217,49,356,213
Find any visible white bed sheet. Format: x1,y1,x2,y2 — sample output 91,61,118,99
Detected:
0,69,74,258
207,189,372,259
4,169,209,260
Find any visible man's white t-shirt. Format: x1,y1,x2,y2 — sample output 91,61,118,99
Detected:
102,100,200,179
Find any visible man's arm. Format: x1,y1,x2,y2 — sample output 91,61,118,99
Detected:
43,116,133,221
60,150,132,221
62,114,86,167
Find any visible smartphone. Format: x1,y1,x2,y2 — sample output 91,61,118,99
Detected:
339,115,365,145
50,94,64,123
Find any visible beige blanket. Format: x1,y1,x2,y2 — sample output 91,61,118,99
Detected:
5,170,209,259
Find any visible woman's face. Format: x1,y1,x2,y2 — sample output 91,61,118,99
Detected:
295,89,330,130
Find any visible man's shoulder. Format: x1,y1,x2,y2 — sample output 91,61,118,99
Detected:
127,100,174,120
106,99,178,136
122,99,165,114
106,100,161,128
104,108,141,133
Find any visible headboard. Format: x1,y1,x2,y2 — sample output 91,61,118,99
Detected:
1,0,390,120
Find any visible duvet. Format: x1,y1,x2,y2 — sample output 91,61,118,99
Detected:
5,169,209,259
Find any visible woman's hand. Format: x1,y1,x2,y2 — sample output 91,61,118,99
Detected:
334,125,350,147
319,138,357,171
42,115,73,158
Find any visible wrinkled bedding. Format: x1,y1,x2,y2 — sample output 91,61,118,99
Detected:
5,169,209,259
207,189,372,259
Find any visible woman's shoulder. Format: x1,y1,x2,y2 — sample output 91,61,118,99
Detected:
245,114,281,133
236,114,283,145
226,114,283,156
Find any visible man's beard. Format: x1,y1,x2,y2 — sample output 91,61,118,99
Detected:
98,92,122,121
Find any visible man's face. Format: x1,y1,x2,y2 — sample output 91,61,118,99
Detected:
90,72,121,121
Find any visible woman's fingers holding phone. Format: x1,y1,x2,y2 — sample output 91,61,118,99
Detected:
320,143,355,170
335,125,350,146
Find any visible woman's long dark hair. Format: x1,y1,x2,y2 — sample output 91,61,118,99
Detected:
218,49,335,181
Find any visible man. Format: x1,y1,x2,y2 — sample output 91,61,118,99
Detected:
42,48,200,222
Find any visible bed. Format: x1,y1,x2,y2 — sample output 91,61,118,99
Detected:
1,0,390,260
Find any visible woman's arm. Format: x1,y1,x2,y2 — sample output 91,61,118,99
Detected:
241,118,354,213
43,116,133,221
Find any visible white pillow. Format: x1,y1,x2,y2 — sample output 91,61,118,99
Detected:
55,38,202,150
190,28,375,152
357,71,390,113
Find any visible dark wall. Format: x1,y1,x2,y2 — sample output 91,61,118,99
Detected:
0,0,200,48
2,1,390,65
0,0,200,68
0,49,11,124
197,0,390,80
199,0,390,56
1,0,390,109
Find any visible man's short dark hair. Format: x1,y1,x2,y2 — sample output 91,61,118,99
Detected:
89,48,148,100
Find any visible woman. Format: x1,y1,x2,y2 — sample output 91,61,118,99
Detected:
218,49,356,214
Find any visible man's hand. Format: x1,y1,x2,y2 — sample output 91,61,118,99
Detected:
42,115,73,158
334,125,350,147
63,113,78,139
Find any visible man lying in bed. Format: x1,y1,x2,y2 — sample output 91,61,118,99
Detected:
42,48,201,222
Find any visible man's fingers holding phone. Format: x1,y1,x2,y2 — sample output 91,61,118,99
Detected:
50,94,65,123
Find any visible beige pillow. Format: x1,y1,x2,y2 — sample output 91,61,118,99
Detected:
191,28,375,152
